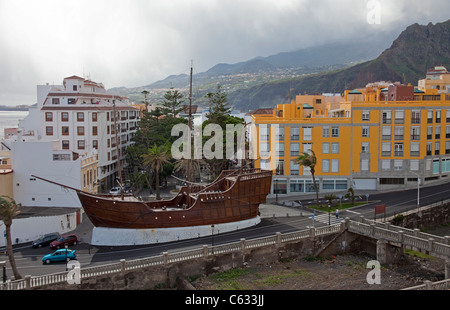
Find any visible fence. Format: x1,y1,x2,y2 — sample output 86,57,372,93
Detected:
1,216,449,290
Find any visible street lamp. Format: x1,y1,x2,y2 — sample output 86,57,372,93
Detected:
65,243,68,271
211,224,215,254
411,171,420,210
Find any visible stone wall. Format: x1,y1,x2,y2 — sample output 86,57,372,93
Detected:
393,202,450,230
33,233,342,290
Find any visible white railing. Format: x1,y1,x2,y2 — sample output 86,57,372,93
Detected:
2,214,449,290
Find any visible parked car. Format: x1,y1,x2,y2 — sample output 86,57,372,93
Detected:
50,234,78,249
109,187,121,195
31,233,61,248
42,249,76,264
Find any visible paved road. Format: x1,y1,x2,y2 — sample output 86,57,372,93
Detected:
3,181,450,278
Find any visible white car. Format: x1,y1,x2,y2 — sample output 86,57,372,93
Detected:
109,187,122,195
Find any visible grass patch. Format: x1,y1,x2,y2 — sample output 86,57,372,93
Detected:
307,202,367,212
210,268,253,290
404,248,436,260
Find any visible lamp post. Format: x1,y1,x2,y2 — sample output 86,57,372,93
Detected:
328,203,331,226
211,224,215,254
65,243,68,271
411,171,420,210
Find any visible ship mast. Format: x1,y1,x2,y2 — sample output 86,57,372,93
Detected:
186,62,193,206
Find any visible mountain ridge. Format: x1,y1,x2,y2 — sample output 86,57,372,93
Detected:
227,19,450,111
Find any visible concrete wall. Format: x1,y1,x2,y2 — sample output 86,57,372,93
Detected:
393,202,450,230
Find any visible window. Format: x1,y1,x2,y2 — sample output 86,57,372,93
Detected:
273,179,287,194
436,110,441,123
52,98,60,104
382,160,390,170
410,143,420,157
260,159,270,170
45,126,53,136
361,159,369,171
290,161,299,175
362,127,369,137
435,126,441,139
322,143,330,154
302,143,312,153
394,126,404,140
275,160,284,175
331,127,339,137
382,126,391,140
394,110,404,124
45,112,53,122
73,85,77,91
426,142,432,155
435,142,440,155
290,127,299,140
381,143,391,156
331,143,339,154
62,126,69,135
411,110,421,124
92,112,98,122
290,143,299,156
382,111,392,124
446,126,450,138
77,126,85,136
323,126,330,138
427,110,433,123
394,160,403,171
276,127,284,141
78,140,85,150
303,127,312,140
427,126,433,140
276,143,284,156
259,126,269,140
362,111,370,121
411,127,420,140
322,159,330,173
92,126,98,136
394,143,404,157
62,140,70,150
410,160,419,171
61,112,69,122
446,141,450,154
77,112,84,122
260,142,270,157
361,142,369,153
331,159,339,173
68,98,76,104
93,140,98,149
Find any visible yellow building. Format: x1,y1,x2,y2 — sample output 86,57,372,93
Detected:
251,69,450,196
0,150,13,197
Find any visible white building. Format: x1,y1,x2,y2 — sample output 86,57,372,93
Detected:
8,75,140,207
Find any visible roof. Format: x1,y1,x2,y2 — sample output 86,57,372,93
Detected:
349,90,362,94
64,75,85,80
247,108,273,115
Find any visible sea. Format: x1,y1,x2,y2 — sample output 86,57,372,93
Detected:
0,110,29,140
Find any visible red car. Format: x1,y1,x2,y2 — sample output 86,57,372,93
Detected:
50,234,78,249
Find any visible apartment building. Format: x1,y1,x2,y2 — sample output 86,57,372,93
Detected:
6,75,140,207
251,67,450,196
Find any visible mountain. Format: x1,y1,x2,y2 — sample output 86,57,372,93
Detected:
228,19,450,111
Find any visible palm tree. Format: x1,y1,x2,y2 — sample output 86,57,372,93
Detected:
0,195,22,280
295,150,319,205
142,145,171,200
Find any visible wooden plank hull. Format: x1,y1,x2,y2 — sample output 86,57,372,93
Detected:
78,169,272,229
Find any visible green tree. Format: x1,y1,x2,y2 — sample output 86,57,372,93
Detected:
142,145,171,200
0,195,22,280
162,88,185,117
295,150,319,205
202,84,243,179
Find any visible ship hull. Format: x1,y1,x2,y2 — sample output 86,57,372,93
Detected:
90,216,261,246
77,169,273,230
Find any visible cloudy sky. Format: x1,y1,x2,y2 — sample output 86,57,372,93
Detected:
0,0,449,106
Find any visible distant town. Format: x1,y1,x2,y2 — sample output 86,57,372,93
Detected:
0,105,31,111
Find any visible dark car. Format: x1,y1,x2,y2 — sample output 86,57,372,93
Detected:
32,233,61,248
50,234,78,249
